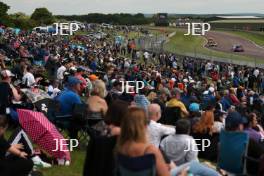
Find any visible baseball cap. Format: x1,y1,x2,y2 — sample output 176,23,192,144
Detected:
67,76,81,86
189,103,200,112
1,70,15,77
226,111,247,128
88,74,98,81
69,66,77,72
77,67,85,72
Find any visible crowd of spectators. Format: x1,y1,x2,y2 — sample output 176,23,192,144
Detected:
0,26,264,176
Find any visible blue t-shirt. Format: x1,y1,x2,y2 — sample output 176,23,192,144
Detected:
55,89,82,116
220,96,232,111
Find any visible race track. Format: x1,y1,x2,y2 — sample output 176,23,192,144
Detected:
204,31,264,59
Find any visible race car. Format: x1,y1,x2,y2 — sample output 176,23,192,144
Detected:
206,38,218,47
232,44,244,52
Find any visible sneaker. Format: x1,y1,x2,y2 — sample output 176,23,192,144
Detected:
32,156,52,168
57,158,70,166
65,160,70,166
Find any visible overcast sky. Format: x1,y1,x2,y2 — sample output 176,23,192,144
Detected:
2,0,264,15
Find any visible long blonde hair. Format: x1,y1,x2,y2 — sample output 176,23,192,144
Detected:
117,107,148,148
91,79,107,98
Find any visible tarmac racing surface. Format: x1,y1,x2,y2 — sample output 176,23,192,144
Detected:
204,31,264,59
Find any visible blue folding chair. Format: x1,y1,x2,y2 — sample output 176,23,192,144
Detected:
115,153,156,176
218,130,249,175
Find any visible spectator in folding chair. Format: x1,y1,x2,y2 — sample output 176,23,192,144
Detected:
244,112,262,143
161,119,199,166
223,111,264,175
0,69,22,123
116,107,170,176
161,119,219,176
54,76,82,138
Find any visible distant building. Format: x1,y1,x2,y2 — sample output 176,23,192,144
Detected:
155,13,169,26
175,18,190,27
216,16,262,19
209,16,264,31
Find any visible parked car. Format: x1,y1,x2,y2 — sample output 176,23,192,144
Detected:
33,26,55,33
87,32,107,40
101,23,113,29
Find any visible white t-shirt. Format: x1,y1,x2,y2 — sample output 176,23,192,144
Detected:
254,69,259,78
57,66,66,80
147,120,175,147
213,121,224,133
144,52,149,59
160,134,198,165
22,72,35,87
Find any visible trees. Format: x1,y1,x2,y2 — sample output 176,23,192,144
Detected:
10,13,36,29
31,7,54,25
0,1,16,28
0,1,9,17
0,3,53,29
56,13,151,25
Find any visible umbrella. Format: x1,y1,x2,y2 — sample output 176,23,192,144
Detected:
20,88,51,103
17,109,71,161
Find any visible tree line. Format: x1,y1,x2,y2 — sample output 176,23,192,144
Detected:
0,1,54,29
56,13,151,25
0,1,152,30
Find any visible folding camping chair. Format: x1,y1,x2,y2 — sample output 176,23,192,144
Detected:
83,128,117,176
218,130,259,175
115,153,156,176
43,99,74,138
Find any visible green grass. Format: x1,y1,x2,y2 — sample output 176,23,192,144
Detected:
220,30,264,47
116,31,142,39
75,31,89,35
146,26,177,35
4,128,86,176
40,150,86,176
164,28,264,65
